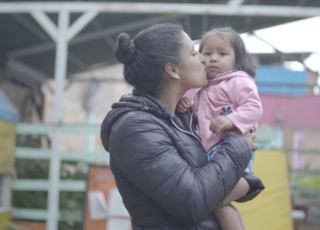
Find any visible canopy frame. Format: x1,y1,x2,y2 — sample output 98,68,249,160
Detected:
1,1,320,230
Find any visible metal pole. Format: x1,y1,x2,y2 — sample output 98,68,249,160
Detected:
1,2,320,18
86,111,96,153
47,10,69,230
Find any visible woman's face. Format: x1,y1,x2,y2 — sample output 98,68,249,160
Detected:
177,32,207,90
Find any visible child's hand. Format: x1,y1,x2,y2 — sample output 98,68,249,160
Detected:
210,116,235,136
177,97,191,113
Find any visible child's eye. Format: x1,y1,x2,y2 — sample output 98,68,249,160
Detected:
205,52,211,56
220,52,226,56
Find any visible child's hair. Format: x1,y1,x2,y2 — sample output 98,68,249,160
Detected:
199,27,258,78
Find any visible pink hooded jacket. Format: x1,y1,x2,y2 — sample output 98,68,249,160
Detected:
192,70,263,152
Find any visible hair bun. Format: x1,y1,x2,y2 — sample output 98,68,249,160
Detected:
115,33,135,64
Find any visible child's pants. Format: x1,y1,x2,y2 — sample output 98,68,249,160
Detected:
207,141,255,172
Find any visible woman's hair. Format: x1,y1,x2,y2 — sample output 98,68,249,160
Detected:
115,23,184,96
199,27,258,78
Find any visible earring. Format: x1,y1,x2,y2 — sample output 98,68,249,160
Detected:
175,75,180,79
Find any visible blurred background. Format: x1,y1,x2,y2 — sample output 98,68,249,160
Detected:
0,0,320,230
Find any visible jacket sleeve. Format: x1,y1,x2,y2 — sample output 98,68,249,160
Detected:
225,77,263,134
236,171,265,203
109,111,252,223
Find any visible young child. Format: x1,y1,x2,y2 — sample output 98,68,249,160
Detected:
177,27,263,230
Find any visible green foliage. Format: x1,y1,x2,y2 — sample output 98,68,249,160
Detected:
59,192,85,228
16,134,42,148
290,171,320,220
15,159,49,179
60,161,87,181
13,134,87,230
291,172,320,189
13,191,47,209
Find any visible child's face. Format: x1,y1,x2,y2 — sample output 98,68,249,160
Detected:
201,33,236,79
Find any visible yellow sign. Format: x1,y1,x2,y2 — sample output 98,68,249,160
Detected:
234,150,293,230
0,213,11,230
0,120,15,173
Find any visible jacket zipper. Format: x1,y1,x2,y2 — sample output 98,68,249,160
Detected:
171,118,209,210
187,116,208,154
171,118,206,153
188,114,201,142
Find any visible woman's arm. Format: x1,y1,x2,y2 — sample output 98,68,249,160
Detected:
219,131,265,204
109,111,253,223
215,178,249,209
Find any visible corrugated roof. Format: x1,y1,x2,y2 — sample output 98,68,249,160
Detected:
0,0,319,84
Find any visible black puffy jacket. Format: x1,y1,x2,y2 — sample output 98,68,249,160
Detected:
101,90,264,230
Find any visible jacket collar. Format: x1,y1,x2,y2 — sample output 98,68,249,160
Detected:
207,69,240,86
111,89,176,122
101,89,188,151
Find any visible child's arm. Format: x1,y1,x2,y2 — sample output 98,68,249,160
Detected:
225,77,262,134
177,96,192,113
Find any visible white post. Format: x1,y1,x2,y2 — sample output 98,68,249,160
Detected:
31,11,58,42
47,10,69,230
86,111,96,153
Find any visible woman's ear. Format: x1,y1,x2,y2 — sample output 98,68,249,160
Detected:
165,62,180,80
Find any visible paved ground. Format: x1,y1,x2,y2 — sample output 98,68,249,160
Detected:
302,219,320,230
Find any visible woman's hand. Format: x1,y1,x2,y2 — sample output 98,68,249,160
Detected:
242,132,258,151
222,130,258,151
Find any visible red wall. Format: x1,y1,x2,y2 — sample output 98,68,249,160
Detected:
185,89,320,129
259,93,320,129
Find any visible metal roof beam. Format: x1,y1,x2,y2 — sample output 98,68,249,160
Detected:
68,52,88,69
12,12,88,72
12,14,50,41
31,11,58,42
69,15,182,45
9,14,182,58
0,2,320,17
66,10,98,42
6,58,48,84
103,35,116,50
9,42,55,58
297,0,308,6
228,0,244,7
91,18,116,49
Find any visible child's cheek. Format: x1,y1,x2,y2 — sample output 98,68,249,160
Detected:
203,57,210,67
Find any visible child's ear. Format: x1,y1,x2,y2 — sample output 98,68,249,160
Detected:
165,62,180,80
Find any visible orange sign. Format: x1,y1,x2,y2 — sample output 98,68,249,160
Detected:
13,221,46,230
83,165,132,230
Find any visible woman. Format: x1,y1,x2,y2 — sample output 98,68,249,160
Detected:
100,24,264,230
